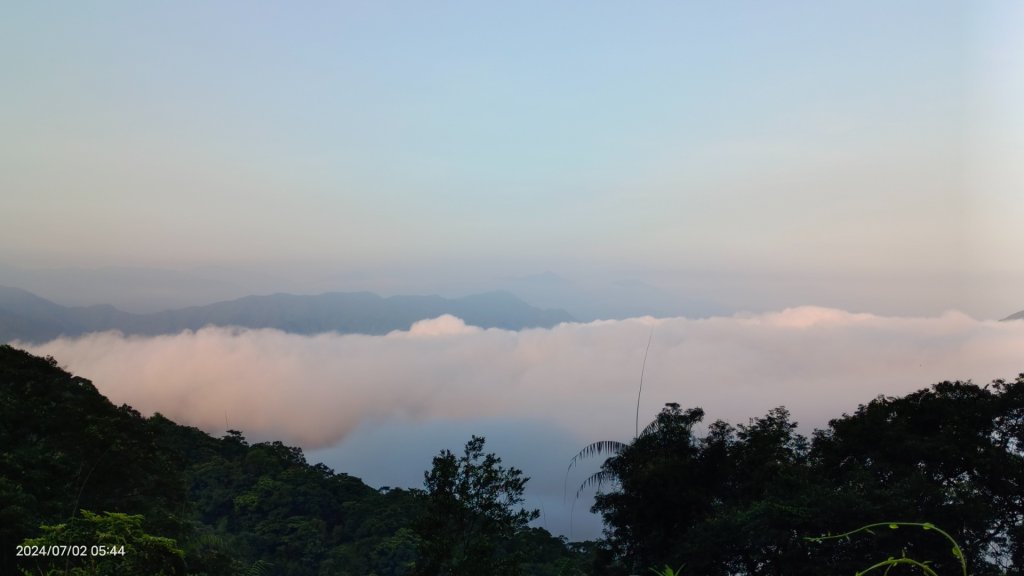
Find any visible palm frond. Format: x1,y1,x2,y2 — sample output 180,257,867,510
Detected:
576,469,618,499
567,440,628,470
564,440,627,503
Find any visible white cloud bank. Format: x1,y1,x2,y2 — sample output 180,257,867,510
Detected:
21,309,1024,449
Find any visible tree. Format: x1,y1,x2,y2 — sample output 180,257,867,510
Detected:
809,378,1024,575
18,510,187,576
590,404,816,576
412,436,539,576
591,403,707,573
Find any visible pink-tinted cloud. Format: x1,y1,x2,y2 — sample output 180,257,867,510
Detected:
22,307,1024,449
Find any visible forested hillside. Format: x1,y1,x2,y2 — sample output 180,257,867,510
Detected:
0,345,583,575
2,344,1022,575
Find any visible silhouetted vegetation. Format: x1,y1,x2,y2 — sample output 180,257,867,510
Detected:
413,436,539,576
586,380,1023,575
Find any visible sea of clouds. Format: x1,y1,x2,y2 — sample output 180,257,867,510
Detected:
21,307,1024,539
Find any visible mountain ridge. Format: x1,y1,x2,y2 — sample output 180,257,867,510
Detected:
0,285,573,343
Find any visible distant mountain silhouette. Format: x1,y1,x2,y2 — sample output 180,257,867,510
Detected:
1002,310,1024,321
0,286,574,343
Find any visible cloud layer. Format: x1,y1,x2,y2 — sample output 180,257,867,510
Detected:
22,309,1024,450
21,308,1024,540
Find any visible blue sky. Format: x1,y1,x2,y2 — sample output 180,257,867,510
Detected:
1,1,1021,315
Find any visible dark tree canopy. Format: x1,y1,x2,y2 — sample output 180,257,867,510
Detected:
589,377,1024,576
413,435,540,576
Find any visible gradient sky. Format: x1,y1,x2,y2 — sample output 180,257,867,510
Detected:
2,1,1022,315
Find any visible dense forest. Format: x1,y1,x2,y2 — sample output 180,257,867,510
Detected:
1,343,1022,575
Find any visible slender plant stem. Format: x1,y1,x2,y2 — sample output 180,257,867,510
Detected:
806,521,967,576
635,328,654,438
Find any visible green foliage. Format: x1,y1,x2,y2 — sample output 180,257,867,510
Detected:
0,345,190,574
413,435,541,576
0,346,592,576
19,509,186,576
806,522,967,576
0,345,426,575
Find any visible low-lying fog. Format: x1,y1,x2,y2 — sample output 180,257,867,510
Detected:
23,308,1024,540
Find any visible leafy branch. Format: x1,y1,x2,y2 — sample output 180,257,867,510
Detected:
805,522,967,576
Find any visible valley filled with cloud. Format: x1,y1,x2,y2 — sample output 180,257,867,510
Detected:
23,308,1024,538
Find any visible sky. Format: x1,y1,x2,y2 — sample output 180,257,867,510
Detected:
3,1,1024,540
1,1,1022,317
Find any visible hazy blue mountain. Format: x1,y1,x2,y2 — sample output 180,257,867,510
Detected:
0,286,573,343
1,264,728,322
1002,310,1024,321
0,286,137,343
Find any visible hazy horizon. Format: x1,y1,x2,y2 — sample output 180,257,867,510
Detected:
3,1,1023,319
2,262,1023,323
